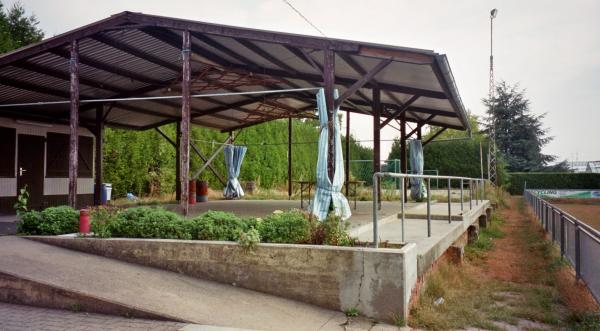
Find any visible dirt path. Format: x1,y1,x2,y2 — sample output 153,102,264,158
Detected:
487,197,599,313
481,198,534,283
409,196,600,330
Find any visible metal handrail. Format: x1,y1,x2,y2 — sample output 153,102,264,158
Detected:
372,172,486,248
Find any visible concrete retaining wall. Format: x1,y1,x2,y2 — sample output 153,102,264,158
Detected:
28,236,417,322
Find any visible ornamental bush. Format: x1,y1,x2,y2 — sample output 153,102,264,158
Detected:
258,210,311,244
188,211,246,241
18,206,79,235
109,207,190,239
84,206,355,247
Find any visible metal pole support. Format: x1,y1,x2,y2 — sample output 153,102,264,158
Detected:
447,178,451,223
427,178,431,238
401,177,405,243
460,178,464,212
575,223,581,279
372,174,379,248
559,212,565,257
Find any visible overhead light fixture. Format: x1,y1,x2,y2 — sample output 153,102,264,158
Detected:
490,8,498,19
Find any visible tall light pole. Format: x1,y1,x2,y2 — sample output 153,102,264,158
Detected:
487,8,498,185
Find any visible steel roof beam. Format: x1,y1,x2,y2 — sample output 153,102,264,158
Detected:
380,95,420,127
335,58,392,109
92,33,181,72
51,48,166,86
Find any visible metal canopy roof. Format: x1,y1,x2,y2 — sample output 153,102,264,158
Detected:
0,11,470,132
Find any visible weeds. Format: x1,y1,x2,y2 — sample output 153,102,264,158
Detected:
410,199,580,330
344,307,359,317
567,312,600,330
465,213,505,261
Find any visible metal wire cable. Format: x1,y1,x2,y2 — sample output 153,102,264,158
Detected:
281,0,327,38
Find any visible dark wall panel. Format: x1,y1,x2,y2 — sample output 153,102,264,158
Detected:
46,133,93,178
0,127,16,177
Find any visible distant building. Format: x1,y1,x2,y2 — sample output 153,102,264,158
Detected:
569,160,600,173
585,161,600,173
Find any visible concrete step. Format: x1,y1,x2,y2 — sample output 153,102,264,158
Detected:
0,236,349,331
0,215,18,235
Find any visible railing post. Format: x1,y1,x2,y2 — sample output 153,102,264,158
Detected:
475,180,479,206
575,223,581,279
427,178,431,238
559,212,565,257
551,207,556,243
460,178,464,212
372,173,379,248
447,178,451,223
401,177,405,242
545,203,549,231
469,180,473,210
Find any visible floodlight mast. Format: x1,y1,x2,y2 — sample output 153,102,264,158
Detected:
488,8,498,186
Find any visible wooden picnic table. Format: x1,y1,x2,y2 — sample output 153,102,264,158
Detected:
294,180,365,210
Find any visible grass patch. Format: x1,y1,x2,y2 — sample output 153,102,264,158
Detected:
409,263,511,330
410,202,574,330
567,312,600,330
465,213,505,261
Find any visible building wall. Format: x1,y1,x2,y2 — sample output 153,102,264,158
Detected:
0,117,95,212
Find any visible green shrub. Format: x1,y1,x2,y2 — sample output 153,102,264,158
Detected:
258,210,310,244
107,207,190,239
90,206,121,238
238,227,261,250
309,213,354,246
188,210,246,241
508,172,600,195
18,206,78,235
17,210,44,235
85,206,354,247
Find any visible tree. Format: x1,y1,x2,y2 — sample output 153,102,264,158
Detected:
484,81,555,172
0,1,44,53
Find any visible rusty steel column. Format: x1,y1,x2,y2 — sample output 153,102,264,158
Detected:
180,30,191,216
68,39,79,208
93,104,104,206
323,49,335,181
345,110,350,197
288,116,292,199
400,112,408,201
175,122,181,201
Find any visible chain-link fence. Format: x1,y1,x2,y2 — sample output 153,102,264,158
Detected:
524,190,600,304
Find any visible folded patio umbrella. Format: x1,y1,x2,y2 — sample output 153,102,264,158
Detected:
308,88,351,221
409,139,428,201
223,144,247,199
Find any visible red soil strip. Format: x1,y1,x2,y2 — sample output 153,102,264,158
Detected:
488,197,600,313
553,203,600,232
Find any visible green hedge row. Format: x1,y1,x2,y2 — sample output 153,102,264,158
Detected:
18,206,354,247
507,172,600,194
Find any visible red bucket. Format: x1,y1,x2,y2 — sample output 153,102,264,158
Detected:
188,180,196,204
197,181,208,202
79,209,90,234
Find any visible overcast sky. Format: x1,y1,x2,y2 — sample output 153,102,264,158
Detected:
9,0,600,162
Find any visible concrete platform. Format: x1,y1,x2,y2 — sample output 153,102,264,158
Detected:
350,200,491,276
